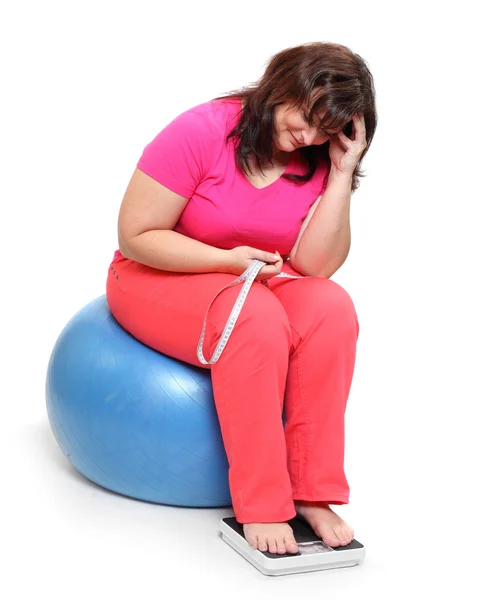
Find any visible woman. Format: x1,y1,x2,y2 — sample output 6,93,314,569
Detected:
106,41,377,555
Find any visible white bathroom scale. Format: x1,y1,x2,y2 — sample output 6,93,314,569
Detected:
220,516,365,576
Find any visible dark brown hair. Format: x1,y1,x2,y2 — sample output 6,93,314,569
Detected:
213,41,377,193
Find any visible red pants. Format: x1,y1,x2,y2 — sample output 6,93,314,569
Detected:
106,256,359,524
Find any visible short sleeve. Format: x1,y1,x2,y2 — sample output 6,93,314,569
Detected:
136,110,213,198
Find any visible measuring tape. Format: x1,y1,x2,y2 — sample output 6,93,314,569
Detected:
197,259,307,365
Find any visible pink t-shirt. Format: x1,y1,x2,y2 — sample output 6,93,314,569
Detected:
112,97,329,263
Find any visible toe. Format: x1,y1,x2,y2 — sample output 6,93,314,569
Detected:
340,526,353,545
344,522,354,540
276,540,286,554
258,537,268,552
333,526,347,545
267,537,278,554
325,536,339,547
323,531,339,547
285,534,299,554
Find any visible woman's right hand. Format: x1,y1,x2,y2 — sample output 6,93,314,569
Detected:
224,246,284,281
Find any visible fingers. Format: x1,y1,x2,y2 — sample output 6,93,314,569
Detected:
257,266,279,281
338,114,366,146
255,249,281,264
256,253,283,281
261,250,280,263
351,113,367,140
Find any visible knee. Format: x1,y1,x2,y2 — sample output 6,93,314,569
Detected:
241,283,292,338
304,278,359,333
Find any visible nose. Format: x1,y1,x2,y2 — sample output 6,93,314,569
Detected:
299,127,322,146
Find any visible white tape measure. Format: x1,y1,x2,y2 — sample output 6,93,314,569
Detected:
197,259,307,365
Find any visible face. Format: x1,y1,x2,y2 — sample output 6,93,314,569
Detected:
272,100,343,152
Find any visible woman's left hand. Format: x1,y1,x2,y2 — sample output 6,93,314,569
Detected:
328,113,367,176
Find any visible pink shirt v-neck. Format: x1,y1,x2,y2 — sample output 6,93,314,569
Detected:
112,97,330,263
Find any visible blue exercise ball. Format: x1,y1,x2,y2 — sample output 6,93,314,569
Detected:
46,295,232,507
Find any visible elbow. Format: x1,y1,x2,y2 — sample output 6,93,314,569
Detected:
290,260,323,278
118,232,135,260
289,255,333,279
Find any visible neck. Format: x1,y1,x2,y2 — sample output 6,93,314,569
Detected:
273,149,290,162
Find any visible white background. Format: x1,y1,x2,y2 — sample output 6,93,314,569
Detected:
2,0,478,597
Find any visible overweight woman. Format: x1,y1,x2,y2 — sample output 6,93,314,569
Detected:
106,41,377,555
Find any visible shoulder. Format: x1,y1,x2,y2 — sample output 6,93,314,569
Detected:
170,98,241,139
188,97,241,121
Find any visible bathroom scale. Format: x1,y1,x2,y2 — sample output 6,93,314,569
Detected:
220,516,365,576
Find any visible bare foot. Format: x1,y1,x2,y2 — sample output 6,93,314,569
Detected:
243,522,299,554
294,501,355,547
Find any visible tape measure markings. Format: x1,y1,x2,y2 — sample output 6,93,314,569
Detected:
197,259,307,365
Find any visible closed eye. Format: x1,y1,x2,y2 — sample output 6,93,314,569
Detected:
303,111,337,136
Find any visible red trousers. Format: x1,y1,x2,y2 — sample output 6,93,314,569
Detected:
106,256,359,524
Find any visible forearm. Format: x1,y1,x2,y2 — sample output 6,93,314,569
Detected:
291,169,353,278
119,229,230,273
